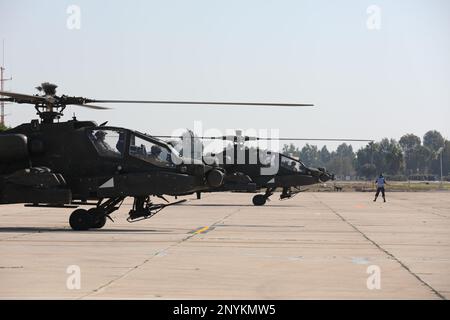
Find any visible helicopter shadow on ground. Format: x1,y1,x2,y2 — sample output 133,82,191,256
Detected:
0,227,175,234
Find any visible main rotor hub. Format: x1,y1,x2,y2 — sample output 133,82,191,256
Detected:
34,83,65,123
36,82,58,96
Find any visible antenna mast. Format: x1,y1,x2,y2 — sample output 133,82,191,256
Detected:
1,40,12,127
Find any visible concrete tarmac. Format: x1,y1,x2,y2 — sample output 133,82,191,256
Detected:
0,192,449,299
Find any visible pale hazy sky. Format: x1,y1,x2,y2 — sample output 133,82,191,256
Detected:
1,0,449,151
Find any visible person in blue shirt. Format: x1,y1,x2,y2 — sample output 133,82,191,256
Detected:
374,173,387,202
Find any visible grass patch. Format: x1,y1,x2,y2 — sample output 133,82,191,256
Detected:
307,181,450,192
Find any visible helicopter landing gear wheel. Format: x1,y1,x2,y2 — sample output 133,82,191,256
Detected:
87,208,107,229
252,194,267,206
91,216,107,229
69,209,92,231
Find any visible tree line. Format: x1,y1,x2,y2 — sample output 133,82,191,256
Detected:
282,130,450,180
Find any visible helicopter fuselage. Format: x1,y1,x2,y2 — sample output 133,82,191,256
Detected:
0,119,219,205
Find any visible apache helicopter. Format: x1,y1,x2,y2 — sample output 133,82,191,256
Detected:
0,82,312,229
159,131,373,205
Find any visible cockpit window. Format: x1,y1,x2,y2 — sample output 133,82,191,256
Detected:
281,155,305,172
88,129,125,158
129,134,176,168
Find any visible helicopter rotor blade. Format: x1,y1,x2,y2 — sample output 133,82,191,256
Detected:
2,88,313,108
255,138,374,142
0,90,47,104
87,99,314,107
72,103,111,110
153,135,374,142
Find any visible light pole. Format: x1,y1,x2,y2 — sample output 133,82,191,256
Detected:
437,147,444,189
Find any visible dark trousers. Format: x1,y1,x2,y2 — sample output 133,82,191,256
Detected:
375,187,385,199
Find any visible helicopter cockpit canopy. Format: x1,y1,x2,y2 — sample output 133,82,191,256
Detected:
280,154,307,173
87,128,182,168
128,133,181,168
88,128,125,158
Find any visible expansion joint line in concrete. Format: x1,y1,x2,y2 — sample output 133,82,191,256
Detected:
311,194,446,300
78,207,242,299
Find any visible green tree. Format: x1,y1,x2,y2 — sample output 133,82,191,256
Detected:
282,143,299,158
355,140,403,177
319,146,331,166
399,134,421,151
443,140,450,176
415,145,433,174
327,143,356,177
355,142,375,178
423,131,446,175
298,144,320,167
336,143,354,158
281,133,446,179
0,123,8,131
359,163,377,178
399,134,422,175
423,130,445,154
378,138,404,175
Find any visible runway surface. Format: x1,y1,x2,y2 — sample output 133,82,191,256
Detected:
0,192,449,299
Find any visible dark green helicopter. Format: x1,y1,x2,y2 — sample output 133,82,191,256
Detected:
0,83,312,229
159,131,373,205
